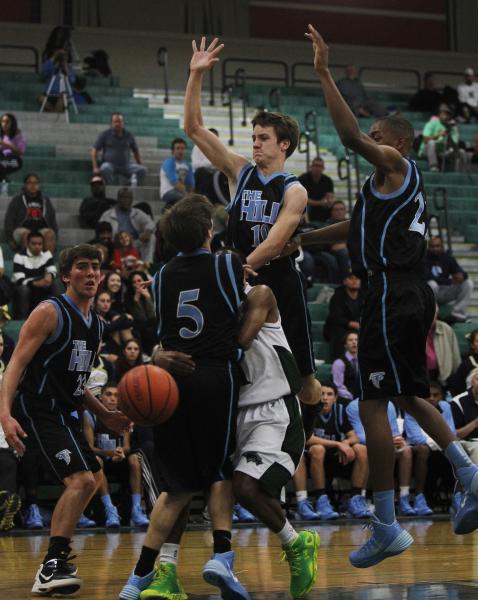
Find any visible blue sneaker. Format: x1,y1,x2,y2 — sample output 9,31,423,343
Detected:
349,514,414,568
347,495,371,518
105,505,121,528
315,495,339,520
202,550,251,600
454,465,478,535
119,569,155,600
234,504,257,523
399,495,416,516
130,506,149,527
77,513,96,528
413,494,433,516
296,499,320,521
450,491,462,515
25,504,44,529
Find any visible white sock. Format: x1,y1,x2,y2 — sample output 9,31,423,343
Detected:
400,486,410,497
277,520,299,547
361,489,367,497
159,543,179,566
296,490,308,503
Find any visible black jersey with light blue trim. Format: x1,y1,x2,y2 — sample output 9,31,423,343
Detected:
18,294,103,410
226,163,302,260
347,158,427,276
152,250,244,361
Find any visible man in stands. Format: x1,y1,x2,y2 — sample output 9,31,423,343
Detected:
458,68,478,123
299,156,335,224
336,65,387,118
419,105,468,172
160,137,194,207
91,112,147,186
426,236,474,323
332,331,360,402
79,175,116,229
12,231,57,319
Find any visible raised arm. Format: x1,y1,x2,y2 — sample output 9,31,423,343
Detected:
184,37,247,182
305,25,405,174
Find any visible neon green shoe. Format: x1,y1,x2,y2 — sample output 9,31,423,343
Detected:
140,563,188,600
280,530,320,599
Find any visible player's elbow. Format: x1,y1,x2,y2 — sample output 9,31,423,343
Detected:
183,119,201,138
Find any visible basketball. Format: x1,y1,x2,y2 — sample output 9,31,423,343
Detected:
118,364,179,425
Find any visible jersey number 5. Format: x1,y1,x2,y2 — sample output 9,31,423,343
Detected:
177,289,204,339
408,192,426,236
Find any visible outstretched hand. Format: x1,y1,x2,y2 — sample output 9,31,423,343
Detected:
305,24,329,74
190,37,224,73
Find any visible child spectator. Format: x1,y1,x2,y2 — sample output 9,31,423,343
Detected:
111,231,143,278
115,338,143,381
124,271,156,354
83,383,149,527
0,113,26,183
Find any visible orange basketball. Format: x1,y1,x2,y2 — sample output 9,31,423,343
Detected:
118,364,179,425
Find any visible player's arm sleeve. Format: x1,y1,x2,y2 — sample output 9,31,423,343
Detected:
216,253,245,316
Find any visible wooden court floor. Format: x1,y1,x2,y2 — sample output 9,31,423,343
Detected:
1,518,478,599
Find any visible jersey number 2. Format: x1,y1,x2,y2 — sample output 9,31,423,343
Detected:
408,192,426,236
177,289,204,339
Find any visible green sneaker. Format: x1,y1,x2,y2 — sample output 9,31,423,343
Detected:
280,530,320,599
140,563,188,600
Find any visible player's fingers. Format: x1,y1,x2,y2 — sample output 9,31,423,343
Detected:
200,36,206,51
210,44,224,58
192,39,198,53
207,37,219,51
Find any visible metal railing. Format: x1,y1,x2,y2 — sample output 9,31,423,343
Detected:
0,44,39,73
358,66,421,92
269,88,281,112
298,131,312,170
304,111,319,152
429,187,452,253
222,58,289,89
221,85,234,146
291,62,349,87
156,47,169,103
337,150,361,215
234,68,248,126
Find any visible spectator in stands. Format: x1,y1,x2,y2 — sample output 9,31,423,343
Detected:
99,188,155,265
325,200,350,281
336,65,387,118
39,48,77,113
91,113,146,186
115,338,144,381
41,25,74,63
0,423,20,531
102,271,126,313
0,247,13,308
426,305,461,388
89,221,114,265
83,383,149,527
426,235,474,322
160,137,194,207
95,290,134,363
4,173,58,253
346,399,417,515
451,368,478,465
124,271,156,354
458,68,478,123
451,329,478,396
111,231,143,278
408,73,443,114
419,104,468,172
299,156,335,224
0,306,15,364
11,232,57,319
332,331,359,401
404,381,456,515
0,113,26,183
192,128,229,206
79,175,116,229
83,50,112,79
306,382,370,519
324,271,363,360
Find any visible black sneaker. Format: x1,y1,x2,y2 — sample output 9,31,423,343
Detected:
31,558,82,596
0,491,21,531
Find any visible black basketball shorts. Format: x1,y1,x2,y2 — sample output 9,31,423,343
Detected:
358,272,435,400
13,394,100,481
258,257,315,377
153,359,240,492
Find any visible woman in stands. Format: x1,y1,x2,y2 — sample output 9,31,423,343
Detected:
102,271,127,313
0,113,26,182
115,338,144,381
124,271,156,354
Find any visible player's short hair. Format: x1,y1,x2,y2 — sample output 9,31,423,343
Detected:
321,380,338,397
160,194,214,253
59,244,102,277
251,111,299,158
373,115,415,149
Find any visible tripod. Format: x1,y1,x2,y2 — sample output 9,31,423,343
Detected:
39,69,78,123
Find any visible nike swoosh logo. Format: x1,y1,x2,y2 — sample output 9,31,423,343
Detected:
39,573,55,583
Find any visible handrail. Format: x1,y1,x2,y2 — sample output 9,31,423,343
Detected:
156,47,169,104
269,88,281,112
234,68,248,126
431,187,452,253
304,111,319,151
358,66,421,91
337,155,354,216
0,44,39,73
208,68,215,106
291,62,348,87
222,58,289,88
298,131,311,170
221,85,234,146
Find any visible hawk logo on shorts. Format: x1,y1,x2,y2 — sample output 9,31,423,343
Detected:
243,452,263,465
369,371,385,389
55,449,72,465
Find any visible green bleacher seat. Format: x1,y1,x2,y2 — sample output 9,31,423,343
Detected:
313,341,331,363
315,363,332,381
308,303,329,320
453,322,477,355
311,320,325,341
4,319,24,343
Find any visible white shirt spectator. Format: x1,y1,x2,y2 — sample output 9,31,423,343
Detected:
191,145,213,171
458,81,478,108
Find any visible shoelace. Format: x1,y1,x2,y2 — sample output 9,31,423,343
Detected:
280,545,302,576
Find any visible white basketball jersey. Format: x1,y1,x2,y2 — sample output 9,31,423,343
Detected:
239,315,294,408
